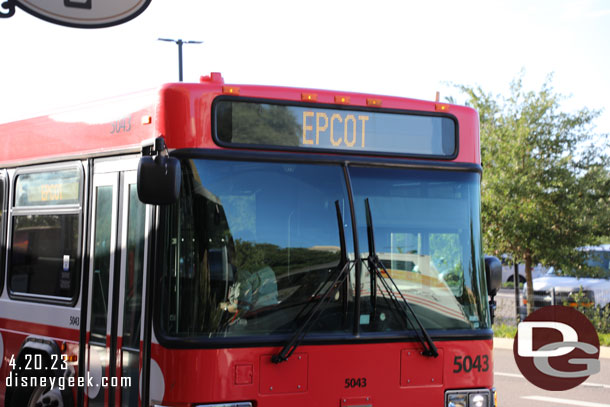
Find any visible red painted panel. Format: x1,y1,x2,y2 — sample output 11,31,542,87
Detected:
401,347,444,387
0,91,157,166
157,81,480,165
235,364,253,385
150,339,493,406
259,353,307,394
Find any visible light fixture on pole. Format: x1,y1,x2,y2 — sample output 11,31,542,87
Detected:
158,38,203,82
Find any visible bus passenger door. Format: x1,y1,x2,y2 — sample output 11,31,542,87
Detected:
85,171,118,407
116,171,149,407
85,165,150,407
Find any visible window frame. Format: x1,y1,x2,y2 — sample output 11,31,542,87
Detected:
153,149,491,349
8,162,84,305
0,170,7,296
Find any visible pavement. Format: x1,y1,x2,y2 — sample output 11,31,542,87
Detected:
494,337,610,359
493,345,610,407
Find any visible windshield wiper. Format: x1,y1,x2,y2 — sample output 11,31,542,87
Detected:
272,201,351,364
364,198,439,358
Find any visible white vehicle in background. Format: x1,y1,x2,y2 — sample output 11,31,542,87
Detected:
501,261,545,284
522,245,610,315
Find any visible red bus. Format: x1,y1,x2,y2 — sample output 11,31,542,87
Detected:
0,73,502,407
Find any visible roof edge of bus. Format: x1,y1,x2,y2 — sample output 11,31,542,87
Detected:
159,73,479,113
0,87,159,125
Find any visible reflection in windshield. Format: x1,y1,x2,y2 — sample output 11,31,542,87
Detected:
159,159,489,340
349,167,488,330
160,160,354,337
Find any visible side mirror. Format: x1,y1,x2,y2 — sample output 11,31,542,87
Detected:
485,255,502,297
137,155,181,205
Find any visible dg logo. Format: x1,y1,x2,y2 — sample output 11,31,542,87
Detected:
514,305,600,391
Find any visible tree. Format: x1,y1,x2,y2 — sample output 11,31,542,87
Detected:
454,73,610,315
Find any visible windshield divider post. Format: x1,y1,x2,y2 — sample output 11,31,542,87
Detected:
365,198,378,325
343,164,362,337
335,200,348,266
335,201,350,322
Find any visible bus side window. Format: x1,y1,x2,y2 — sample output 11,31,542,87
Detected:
8,165,83,302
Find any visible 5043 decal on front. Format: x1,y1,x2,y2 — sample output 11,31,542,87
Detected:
452,354,489,373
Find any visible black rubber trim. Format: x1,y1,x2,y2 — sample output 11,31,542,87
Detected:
155,328,494,350
170,148,481,173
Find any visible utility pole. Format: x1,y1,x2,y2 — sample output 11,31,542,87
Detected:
158,38,203,82
514,262,521,322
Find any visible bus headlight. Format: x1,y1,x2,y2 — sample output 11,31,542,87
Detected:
446,389,491,407
470,393,488,407
447,393,468,407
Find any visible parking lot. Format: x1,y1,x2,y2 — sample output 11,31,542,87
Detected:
494,338,610,407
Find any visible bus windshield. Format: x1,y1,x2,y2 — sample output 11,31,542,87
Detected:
159,158,489,342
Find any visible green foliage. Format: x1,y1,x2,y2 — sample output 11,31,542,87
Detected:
454,72,610,284
566,288,610,334
492,323,517,338
501,281,523,290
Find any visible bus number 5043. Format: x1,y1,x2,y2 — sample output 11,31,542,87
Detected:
345,378,367,388
453,355,489,373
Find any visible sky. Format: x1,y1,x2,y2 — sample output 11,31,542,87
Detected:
1,0,610,139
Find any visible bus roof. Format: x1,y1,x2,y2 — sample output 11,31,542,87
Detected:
0,73,480,167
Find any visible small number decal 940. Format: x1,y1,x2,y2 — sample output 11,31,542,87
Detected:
453,355,489,373
344,377,367,388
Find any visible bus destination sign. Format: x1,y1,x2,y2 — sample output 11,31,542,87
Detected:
215,100,457,158
15,168,81,207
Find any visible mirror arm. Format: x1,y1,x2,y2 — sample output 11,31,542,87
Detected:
488,294,497,325
141,135,169,157
155,136,169,157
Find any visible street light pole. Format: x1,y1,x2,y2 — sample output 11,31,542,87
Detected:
176,39,183,82
158,38,203,82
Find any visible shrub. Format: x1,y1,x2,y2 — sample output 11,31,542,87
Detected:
567,288,610,334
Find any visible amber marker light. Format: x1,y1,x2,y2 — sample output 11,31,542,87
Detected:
141,115,152,125
222,86,240,95
367,98,382,107
335,95,350,104
301,93,318,102
435,103,450,112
